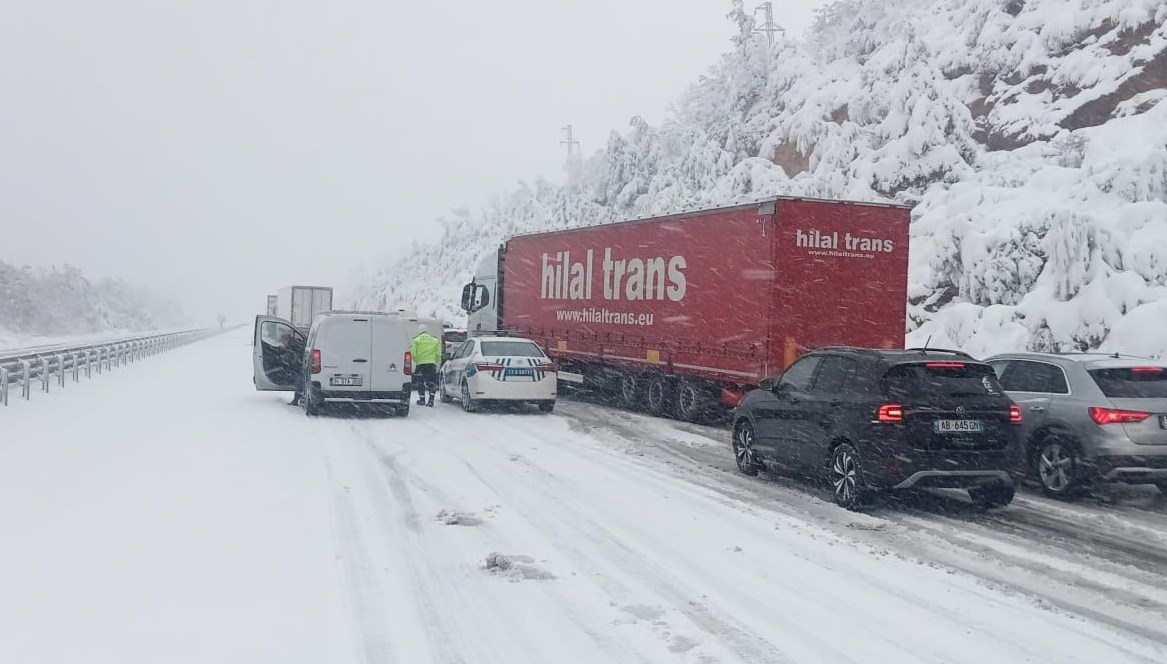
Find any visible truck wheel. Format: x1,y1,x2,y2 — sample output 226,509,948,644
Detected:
538,401,555,413
673,380,710,422
619,374,643,410
644,376,671,417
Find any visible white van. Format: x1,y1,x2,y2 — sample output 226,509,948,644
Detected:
252,312,415,416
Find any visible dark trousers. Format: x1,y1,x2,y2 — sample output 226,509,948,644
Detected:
413,364,438,395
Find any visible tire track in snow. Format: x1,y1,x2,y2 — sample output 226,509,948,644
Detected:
556,402,1167,656
347,422,469,664
316,422,401,664
357,415,662,664
448,430,824,664
494,417,1114,664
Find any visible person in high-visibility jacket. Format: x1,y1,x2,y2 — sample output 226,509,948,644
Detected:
410,327,442,407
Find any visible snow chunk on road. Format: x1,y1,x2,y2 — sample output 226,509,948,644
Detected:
483,553,556,581
435,509,483,526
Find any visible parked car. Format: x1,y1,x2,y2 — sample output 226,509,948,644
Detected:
985,352,1167,498
440,335,557,413
732,347,1023,510
441,327,467,361
253,312,415,416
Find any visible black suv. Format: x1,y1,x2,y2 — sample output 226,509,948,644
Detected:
732,348,1024,510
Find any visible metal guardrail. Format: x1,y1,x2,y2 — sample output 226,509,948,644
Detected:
0,328,214,407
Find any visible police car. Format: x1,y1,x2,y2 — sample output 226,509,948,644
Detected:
439,335,557,412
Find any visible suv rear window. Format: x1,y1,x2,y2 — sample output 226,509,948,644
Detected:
882,362,1003,400
481,341,544,357
1089,367,1167,398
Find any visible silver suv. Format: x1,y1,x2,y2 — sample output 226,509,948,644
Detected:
985,352,1167,498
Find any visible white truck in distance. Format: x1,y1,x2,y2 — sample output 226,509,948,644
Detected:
275,286,333,330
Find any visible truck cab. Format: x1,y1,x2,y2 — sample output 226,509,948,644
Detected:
462,250,502,333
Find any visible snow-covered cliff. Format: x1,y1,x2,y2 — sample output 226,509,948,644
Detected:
356,0,1167,358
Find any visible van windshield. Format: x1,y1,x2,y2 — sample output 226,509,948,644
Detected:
481,341,544,358
882,362,1003,401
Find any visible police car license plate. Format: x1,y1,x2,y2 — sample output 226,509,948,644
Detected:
506,368,534,378
934,419,983,433
330,377,363,387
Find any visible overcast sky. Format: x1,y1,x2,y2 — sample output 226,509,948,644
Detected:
0,1,829,324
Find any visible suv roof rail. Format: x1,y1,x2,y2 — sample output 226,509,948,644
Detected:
903,347,975,359
1055,351,1156,361
810,345,882,355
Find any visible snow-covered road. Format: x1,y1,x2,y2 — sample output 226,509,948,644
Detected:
2,329,1165,663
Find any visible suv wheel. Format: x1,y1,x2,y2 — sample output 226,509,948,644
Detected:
732,423,762,476
1034,439,1082,498
829,444,869,511
969,484,1015,509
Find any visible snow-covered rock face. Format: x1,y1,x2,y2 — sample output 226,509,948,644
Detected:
356,0,1167,359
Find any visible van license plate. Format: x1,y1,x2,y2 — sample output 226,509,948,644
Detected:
330,377,363,387
934,419,983,433
1160,415,1167,429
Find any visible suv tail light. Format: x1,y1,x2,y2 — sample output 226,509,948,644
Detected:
1009,404,1022,423
403,351,413,376
1089,407,1150,425
877,404,904,423
310,349,321,374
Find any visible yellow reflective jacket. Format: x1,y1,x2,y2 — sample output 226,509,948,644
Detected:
411,332,442,366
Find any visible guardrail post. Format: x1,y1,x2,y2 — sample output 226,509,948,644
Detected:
41,356,51,393
72,353,80,382
1,367,8,406
57,354,66,388
20,359,31,400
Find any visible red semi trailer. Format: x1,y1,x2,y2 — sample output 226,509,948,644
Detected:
461,197,910,420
